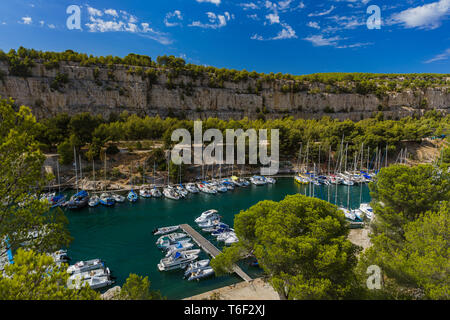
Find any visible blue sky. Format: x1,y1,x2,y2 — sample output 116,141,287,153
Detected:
0,0,449,74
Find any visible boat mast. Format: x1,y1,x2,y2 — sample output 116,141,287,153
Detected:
57,157,61,194
104,151,107,192
74,147,78,193
318,144,321,175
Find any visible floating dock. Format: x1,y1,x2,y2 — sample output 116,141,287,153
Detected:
179,224,252,282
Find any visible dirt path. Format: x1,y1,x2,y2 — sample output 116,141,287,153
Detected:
184,278,280,300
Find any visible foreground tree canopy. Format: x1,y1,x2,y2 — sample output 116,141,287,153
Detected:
0,98,164,300
211,194,360,300
0,97,71,259
0,249,100,300
360,164,450,300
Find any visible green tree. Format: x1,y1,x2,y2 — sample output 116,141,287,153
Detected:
0,98,71,259
116,274,164,300
358,202,449,300
0,249,100,300
210,194,360,300
369,164,450,242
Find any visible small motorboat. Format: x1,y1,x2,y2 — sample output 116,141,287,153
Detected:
163,187,180,200
198,219,221,229
250,176,267,186
186,183,199,193
224,234,239,245
52,249,71,264
187,267,215,281
359,203,374,220
88,195,100,207
264,176,276,184
139,188,152,199
184,259,210,276
217,231,236,242
152,225,179,235
165,248,201,258
111,193,125,203
163,241,194,254
150,187,162,198
127,190,138,202
175,185,188,198
100,193,115,207
156,233,189,249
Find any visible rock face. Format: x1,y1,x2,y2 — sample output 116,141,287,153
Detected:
0,61,448,120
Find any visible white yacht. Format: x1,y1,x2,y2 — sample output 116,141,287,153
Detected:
157,251,199,271
67,259,104,275
69,268,114,290
195,209,219,224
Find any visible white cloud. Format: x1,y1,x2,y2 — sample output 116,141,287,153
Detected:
20,16,32,25
164,10,183,27
307,21,320,29
189,11,233,29
240,2,260,10
272,23,297,39
308,5,335,17
266,13,280,24
87,7,103,17
48,24,56,29
196,0,221,5
328,15,366,29
391,0,450,30
85,6,172,45
252,22,297,40
303,34,342,46
425,48,450,63
104,9,119,17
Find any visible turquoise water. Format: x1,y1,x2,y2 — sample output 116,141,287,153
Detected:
65,178,371,299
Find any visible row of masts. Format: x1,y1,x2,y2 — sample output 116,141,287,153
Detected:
296,138,405,176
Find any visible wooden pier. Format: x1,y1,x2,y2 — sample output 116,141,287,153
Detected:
179,224,252,282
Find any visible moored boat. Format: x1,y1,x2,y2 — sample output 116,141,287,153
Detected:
152,225,179,235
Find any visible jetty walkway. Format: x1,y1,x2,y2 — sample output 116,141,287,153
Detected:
179,224,252,282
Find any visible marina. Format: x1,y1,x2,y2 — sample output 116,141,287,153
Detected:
64,177,371,299
179,224,252,282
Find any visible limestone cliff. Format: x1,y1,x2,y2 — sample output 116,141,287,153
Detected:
0,61,448,120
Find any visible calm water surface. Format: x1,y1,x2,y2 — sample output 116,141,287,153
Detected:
66,178,371,299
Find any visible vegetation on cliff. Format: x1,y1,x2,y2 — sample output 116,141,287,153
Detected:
1,47,449,97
